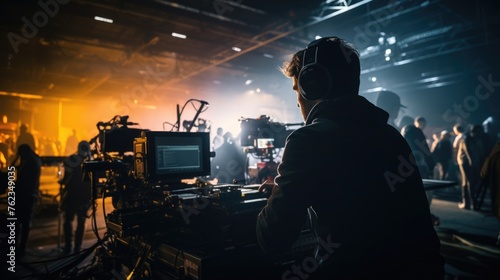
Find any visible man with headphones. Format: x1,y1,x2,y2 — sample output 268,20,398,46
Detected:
256,37,444,279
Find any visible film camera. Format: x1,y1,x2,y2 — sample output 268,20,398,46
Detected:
239,115,297,159
78,112,314,280
80,114,313,279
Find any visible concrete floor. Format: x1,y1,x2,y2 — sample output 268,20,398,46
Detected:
1,183,500,279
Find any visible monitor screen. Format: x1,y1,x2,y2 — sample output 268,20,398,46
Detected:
256,138,274,149
142,131,211,182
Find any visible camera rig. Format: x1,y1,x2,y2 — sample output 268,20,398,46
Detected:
239,115,301,160
73,109,314,279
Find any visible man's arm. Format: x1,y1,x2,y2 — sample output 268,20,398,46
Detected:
256,130,313,254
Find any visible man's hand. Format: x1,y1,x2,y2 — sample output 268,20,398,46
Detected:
258,180,275,193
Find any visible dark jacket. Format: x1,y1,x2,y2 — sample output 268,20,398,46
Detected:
256,95,444,279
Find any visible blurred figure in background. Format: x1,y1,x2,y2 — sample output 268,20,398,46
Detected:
376,90,406,130
14,144,42,258
414,116,432,147
64,129,79,156
453,124,466,151
211,132,246,184
16,123,36,154
398,115,415,133
401,124,435,179
402,124,439,225
212,127,224,151
431,130,453,180
452,124,467,185
457,125,486,209
59,140,93,254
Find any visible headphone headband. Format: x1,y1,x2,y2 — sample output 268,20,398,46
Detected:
297,37,340,101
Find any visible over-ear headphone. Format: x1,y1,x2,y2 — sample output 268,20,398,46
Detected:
298,37,338,101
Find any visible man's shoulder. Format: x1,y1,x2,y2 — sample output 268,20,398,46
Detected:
289,118,338,139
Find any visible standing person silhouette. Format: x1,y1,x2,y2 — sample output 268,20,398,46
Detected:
64,129,79,156
14,144,42,258
212,127,224,151
401,123,439,225
432,130,453,180
59,140,93,254
256,36,444,279
16,123,36,154
375,90,406,130
415,116,432,147
211,132,246,184
457,125,486,209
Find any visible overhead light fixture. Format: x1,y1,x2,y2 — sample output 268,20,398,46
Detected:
370,77,377,82
263,53,274,58
232,46,241,52
172,32,187,39
385,49,392,56
365,87,385,93
245,79,252,86
385,56,391,61
0,91,43,99
386,36,396,45
94,16,113,23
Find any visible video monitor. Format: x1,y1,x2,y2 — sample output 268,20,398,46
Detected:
256,138,274,149
134,131,211,182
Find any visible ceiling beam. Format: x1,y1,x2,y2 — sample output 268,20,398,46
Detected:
165,0,374,84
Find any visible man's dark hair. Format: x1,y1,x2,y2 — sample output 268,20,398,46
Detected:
280,37,360,97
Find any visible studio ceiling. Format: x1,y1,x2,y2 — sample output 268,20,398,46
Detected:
1,0,499,115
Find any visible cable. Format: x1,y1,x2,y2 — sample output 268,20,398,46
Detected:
15,242,101,279
163,121,177,131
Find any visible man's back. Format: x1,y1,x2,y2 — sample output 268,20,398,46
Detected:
257,95,444,279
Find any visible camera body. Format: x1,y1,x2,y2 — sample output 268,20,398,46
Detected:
240,115,291,149
83,116,312,279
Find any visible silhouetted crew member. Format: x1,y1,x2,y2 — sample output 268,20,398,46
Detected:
64,129,79,156
401,124,435,179
211,132,246,184
14,144,42,258
432,130,453,180
59,140,92,254
256,36,444,279
212,127,224,151
375,90,406,130
16,123,36,153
